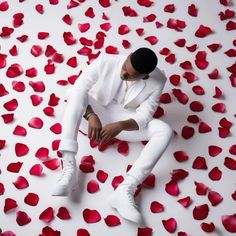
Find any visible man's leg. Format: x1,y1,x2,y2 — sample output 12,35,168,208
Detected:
109,118,173,223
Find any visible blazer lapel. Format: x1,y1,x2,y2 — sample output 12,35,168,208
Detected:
124,79,146,106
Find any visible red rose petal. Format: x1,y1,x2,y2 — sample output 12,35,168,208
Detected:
99,0,110,8
199,121,212,133
190,101,204,112
172,89,189,104
208,190,223,206
220,0,230,6
4,198,18,213
29,164,43,176
85,7,95,18
188,4,198,17
13,176,29,189
187,114,200,123
170,169,189,181
0,53,7,68
183,72,198,83
12,125,26,136
118,24,129,35
67,0,79,9
105,45,118,54
212,103,226,113
169,74,180,86
117,141,129,155
179,61,192,69
144,36,158,45
104,215,121,227
35,4,44,14
57,207,71,220
222,214,236,233
43,107,55,116
193,204,209,220
35,147,49,160
229,145,236,155
0,1,9,11
207,43,221,52
24,193,39,206
208,167,222,181
48,93,60,106
195,25,213,38
167,18,186,32
143,13,156,22
224,157,236,170
15,143,29,157
4,99,18,111
150,201,164,213
6,64,23,78
83,208,101,223
77,229,90,236
25,67,37,78
96,170,108,183
1,113,14,123
0,182,5,195
28,117,43,129
164,4,175,13
78,23,90,33
175,38,186,47
226,20,236,31
49,0,58,5
67,56,78,68
29,81,45,92
122,39,131,49
12,81,25,92
63,31,76,45
7,162,23,173
208,145,222,157
165,180,179,196
62,14,72,25
162,217,177,233
192,85,205,95
177,196,191,208
50,123,61,134
31,45,42,57
173,151,189,162
80,162,94,173
44,60,55,74
87,180,99,193
192,156,208,169
137,227,152,236
137,0,153,7
122,6,138,17
201,222,215,233
39,207,54,223
181,126,195,139
43,158,60,170
0,26,14,37
165,53,176,64
219,117,232,128
194,181,208,195
52,53,64,63
160,47,170,55
9,45,18,56
111,175,124,189
0,83,9,96
30,94,43,106
16,211,31,226
142,173,155,188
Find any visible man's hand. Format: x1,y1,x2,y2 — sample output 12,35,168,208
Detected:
100,122,123,144
88,114,102,144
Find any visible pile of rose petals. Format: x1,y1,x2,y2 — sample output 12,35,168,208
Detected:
0,0,235,235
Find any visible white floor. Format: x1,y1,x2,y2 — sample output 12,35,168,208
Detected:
0,0,235,235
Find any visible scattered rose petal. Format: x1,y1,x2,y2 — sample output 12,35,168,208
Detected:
208,145,222,157
87,180,99,193
15,143,29,157
29,164,43,176
7,162,23,173
29,81,45,92
150,201,164,213
162,217,177,233
224,157,236,170
6,64,23,78
188,4,198,17
24,193,39,206
77,229,90,236
57,207,71,220
222,214,236,233
208,190,223,206
137,227,152,236
28,117,43,129
144,36,158,45
181,126,195,139
173,151,189,162
13,176,29,189
39,207,54,223
165,180,179,196
16,211,31,226
111,175,124,189
83,208,101,223
105,45,118,54
194,181,208,195
96,170,108,183
4,198,18,213
104,215,121,227
43,158,60,170
201,222,215,233
208,167,222,181
193,204,209,220
192,156,208,169
142,173,155,188
50,123,61,134
195,25,213,38
117,141,129,155
62,14,72,25
178,196,191,208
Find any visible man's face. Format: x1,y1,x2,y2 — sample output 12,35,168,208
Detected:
120,54,149,81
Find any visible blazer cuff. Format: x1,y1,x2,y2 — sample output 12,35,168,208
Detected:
59,139,78,154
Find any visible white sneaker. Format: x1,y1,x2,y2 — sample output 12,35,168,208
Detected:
108,183,142,224
52,157,77,196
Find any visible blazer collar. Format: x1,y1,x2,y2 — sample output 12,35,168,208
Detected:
124,79,146,106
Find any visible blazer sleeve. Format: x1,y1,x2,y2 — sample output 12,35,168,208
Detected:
58,56,102,154
131,79,166,129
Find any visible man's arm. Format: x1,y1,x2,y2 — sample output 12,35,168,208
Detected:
118,118,139,131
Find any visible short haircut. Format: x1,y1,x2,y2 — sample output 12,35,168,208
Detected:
130,47,158,74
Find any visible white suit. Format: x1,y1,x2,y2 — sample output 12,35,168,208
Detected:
59,54,173,183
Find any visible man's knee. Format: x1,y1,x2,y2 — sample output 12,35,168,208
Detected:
148,119,173,139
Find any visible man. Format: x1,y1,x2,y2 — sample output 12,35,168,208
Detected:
52,48,173,224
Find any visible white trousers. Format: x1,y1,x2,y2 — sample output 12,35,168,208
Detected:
78,96,173,184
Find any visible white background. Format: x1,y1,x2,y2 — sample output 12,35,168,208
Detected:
0,0,235,235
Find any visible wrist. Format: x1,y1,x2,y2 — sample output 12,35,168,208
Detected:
87,113,98,121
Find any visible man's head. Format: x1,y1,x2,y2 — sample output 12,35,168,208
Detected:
121,47,158,81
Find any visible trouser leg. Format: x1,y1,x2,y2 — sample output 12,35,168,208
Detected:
116,119,173,184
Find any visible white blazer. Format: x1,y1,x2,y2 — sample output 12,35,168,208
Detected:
73,53,167,129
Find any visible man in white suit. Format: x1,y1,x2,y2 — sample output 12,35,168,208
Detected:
52,48,173,224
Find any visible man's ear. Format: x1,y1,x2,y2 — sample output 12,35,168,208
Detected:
142,75,149,80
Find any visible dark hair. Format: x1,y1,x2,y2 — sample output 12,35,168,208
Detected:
130,47,158,74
